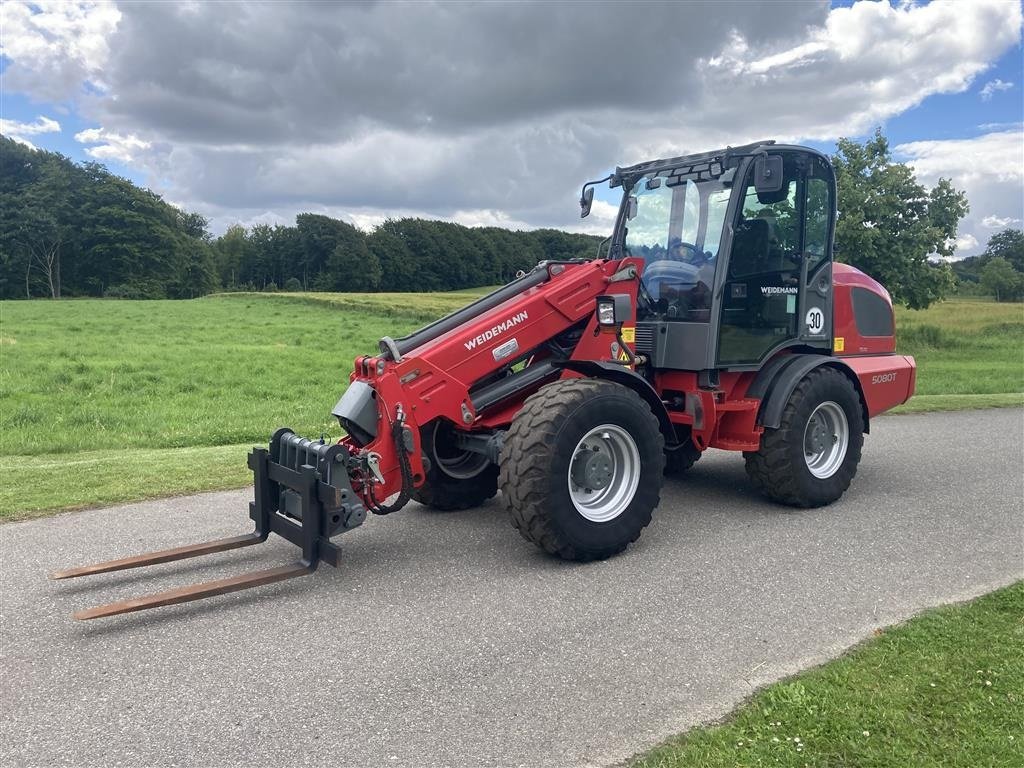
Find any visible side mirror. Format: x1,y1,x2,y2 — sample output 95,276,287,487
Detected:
580,186,595,219
754,154,784,195
627,195,638,220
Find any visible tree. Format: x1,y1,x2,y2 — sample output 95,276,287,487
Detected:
980,257,1024,302
213,225,250,288
0,137,216,299
981,229,1024,273
832,129,968,309
325,243,381,291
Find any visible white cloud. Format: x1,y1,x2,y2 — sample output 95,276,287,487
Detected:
954,233,979,252
0,115,61,147
0,1,121,100
981,214,1022,228
895,130,1024,184
74,126,150,163
896,130,1024,257
700,0,1023,142
980,78,1014,100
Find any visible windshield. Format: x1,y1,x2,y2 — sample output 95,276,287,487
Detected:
624,176,731,322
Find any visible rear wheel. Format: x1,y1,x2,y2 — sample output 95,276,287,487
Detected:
744,366,864,507
413,421,498,511
499,378,665,561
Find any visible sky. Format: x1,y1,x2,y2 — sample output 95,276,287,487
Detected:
1,0,1022,258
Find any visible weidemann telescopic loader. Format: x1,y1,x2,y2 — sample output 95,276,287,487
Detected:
54,141,915,619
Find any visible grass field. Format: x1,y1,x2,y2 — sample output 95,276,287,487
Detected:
893,300,1024,411
631,581,1024,767
0,294,1021,517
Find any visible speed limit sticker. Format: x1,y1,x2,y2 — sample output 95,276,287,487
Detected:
805,307,825,334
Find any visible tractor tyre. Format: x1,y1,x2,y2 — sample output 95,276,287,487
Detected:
744,366,864,508
413,421,498,511
664,439,701,475
499,378,665,561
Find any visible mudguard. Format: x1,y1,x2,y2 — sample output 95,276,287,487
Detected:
748,354,870,433
553,360,678,445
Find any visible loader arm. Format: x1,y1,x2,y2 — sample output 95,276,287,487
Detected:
336,257,644,507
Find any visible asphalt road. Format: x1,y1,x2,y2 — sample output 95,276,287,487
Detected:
2,408,1022,768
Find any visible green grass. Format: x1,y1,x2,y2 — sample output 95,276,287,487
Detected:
631,581,1024,768
0,443,253,521
891,392,1024,414
0,295,426,456
895,301,1024,397
212,287,491,325
0,296,1021,516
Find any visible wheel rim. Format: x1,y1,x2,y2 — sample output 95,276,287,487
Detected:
803,401,849,479
567,424,641,522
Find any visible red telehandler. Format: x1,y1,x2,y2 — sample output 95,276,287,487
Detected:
54,142,915,619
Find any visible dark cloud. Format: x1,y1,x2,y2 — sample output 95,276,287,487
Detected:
99,1,828,143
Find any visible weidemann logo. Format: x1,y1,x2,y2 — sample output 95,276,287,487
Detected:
761,286,798,295
465,311,529,350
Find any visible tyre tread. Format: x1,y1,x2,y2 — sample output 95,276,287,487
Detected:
499,378,664,560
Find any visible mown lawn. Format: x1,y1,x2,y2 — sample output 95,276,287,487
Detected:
0,294,1020,517
631,581,1024,768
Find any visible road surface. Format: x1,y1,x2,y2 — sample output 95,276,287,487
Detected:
2,408,1022,767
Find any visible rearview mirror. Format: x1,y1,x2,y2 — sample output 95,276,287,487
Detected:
754,154,784,195
580,187,595,218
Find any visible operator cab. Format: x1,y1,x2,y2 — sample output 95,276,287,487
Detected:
608,142,836,371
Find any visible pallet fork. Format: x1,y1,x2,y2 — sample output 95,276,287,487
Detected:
52,430,368,620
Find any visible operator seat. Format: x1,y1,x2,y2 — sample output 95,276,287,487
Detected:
729,219,772,277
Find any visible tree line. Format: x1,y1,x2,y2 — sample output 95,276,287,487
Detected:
3,129,1017,306
213,216,601,294
0,136,600,299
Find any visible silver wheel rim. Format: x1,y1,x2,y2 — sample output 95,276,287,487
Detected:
803,401,849,479
567,424,641,522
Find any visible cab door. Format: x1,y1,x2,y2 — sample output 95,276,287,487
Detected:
716,153,834,366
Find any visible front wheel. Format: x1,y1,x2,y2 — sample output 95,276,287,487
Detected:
413,421,498,511
744,366,864,507
499,378,665,561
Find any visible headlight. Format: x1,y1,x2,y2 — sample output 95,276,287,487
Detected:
595,294,633,328
597,297,617,326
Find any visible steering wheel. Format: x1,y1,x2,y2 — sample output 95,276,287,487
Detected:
672,241,717,268
667,241,700,262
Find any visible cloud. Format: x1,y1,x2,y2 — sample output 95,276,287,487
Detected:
981,214,1022,229
74,126,150,163
0,115,62,147
978,121,1024,131
896,130,1024,257
1,1,1022,238
954,233,979,253
979,78,1014,100
0,1,121,101
695,0,1023,144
